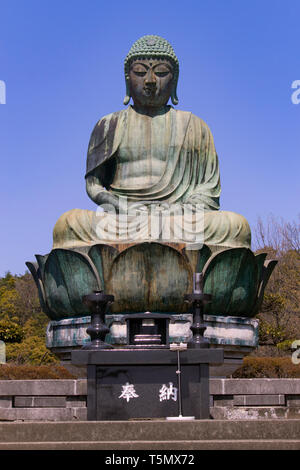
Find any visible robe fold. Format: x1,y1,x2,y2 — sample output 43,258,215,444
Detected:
86,106,220,210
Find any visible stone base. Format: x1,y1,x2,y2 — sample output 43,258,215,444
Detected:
46,314,259,377
72,349,223,420
0,379,299,429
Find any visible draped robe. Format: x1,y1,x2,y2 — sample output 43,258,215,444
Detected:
53,106,251,249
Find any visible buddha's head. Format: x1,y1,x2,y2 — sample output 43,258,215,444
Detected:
124,35,179,108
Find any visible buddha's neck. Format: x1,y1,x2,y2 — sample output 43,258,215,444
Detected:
131,104,170,117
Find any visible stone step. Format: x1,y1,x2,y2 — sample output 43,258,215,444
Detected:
0,420,299,448
0,406,299,422
0,439,299,450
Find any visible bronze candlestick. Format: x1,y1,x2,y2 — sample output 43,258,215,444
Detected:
82,290,114,350
185,273,211,349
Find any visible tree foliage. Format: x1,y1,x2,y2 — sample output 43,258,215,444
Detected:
253,214,300,352
0,319,24,343
233,356,300,378
0,270,57,365
5,336,58,365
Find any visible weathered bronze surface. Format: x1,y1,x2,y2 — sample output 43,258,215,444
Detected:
53,35,251,250
27,35,277,325
26,242,276,319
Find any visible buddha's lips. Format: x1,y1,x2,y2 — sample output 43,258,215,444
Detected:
143,87,156,96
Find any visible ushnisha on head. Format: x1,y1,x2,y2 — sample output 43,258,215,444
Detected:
123,35,179,108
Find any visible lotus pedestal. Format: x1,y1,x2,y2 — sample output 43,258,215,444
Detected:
27,241,277,376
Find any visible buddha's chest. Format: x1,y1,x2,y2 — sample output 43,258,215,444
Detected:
117,114,171,163
111,114,171,188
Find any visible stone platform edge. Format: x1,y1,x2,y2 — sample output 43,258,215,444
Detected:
0,378,299,421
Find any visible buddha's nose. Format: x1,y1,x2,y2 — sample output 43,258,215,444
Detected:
144,70,156,87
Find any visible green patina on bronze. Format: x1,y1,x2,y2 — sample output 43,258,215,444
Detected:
27,35,277,324
27,243,277,319
52,34,252,251
107,243,192,313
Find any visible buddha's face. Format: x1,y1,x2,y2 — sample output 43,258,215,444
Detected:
129,58,174,109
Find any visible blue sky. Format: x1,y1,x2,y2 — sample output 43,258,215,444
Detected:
0,0,299,276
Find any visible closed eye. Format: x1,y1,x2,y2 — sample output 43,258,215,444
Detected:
155,71,169,77
133,71,147,77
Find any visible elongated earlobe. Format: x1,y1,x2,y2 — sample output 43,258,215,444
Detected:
171,86,179,105
123,80,131,105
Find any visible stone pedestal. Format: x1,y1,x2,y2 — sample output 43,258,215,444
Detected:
71,348,224,420
48,314,258,376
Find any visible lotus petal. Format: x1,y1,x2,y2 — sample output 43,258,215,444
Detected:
182,244,212,274
26,261,56,319
202,248,259,316
107,242,192,313
254,252,268,279
35,254,49,280
252,259,278,315
44,249,101,318
88,244,119,290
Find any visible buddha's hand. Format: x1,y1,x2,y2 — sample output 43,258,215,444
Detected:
126,202,184,216
184,196,205,212
147,202,183,215
96,191,128,214
127,201,153,215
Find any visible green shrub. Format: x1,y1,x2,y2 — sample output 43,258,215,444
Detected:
23,315,49,339
233,356,300,378
0,364,75,379
6,336,59,365
276,339,297,351
258,319,288,345
0,319,24,343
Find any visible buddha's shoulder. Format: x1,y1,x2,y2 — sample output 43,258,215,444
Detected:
94,109,125,127
175,109,213,134
89,110,127,143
